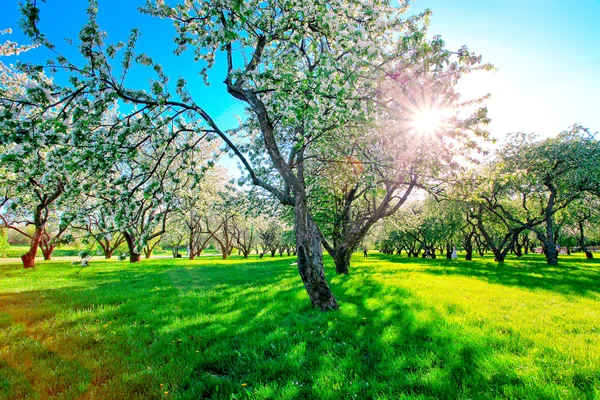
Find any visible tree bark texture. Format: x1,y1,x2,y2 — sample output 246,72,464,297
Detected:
332,245,351,275
295,201,338,311
21,226,43,269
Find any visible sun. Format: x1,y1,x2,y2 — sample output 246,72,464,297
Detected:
410,107,444,135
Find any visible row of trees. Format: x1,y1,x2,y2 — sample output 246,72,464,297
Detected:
379,129,600,263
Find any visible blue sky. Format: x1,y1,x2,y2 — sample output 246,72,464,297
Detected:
1,0,599,142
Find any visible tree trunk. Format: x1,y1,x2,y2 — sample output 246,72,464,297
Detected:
536,232,558,266
494,251,506,263
188,228,195,260
332,245,351,275
41,245,54,260
513,243,523,257
105,249,114,259
21,226,43,269
123,231,141,263
220,244,228,260
578,221,593,259
540,221,558,266
544,242,558,265
463,232,473,261
39,230,56,260
295,199,338,311
541,182,559,266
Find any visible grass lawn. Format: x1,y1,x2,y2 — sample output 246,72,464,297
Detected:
0,253,598,399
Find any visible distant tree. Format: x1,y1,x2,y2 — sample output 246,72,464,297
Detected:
258,222,282,258
560,196,600,258
76,206,126,259
161,219,186,258
473,127,600,265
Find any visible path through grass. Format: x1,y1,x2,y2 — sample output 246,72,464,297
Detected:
0,253,598,399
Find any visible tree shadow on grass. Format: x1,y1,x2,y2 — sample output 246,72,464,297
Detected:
0,256,597,399
368,253,600,300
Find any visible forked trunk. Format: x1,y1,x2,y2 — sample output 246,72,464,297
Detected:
295,199,338,311
41,245,54,260
493,250,506,263
21,226,43,269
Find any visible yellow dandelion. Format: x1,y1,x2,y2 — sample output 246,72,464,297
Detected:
241,383,247,387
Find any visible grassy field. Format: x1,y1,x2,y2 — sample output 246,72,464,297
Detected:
0,253,598,399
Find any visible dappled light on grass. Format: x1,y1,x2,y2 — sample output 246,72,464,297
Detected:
0,253,599,398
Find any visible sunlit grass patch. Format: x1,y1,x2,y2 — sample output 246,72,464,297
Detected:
0,253,598,399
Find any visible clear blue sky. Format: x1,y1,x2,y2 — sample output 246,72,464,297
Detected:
1,0,599,141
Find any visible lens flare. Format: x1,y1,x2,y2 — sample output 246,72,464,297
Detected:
411,108,444,135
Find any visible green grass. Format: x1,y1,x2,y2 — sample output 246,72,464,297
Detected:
1,245,88,259
0,253,598,399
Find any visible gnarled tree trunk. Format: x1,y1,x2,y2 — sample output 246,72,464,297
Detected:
331,245,352,275
295,199,338,311
21,226,43,269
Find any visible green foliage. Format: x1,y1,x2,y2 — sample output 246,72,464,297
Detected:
0,253,598,398
0,227,10,257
